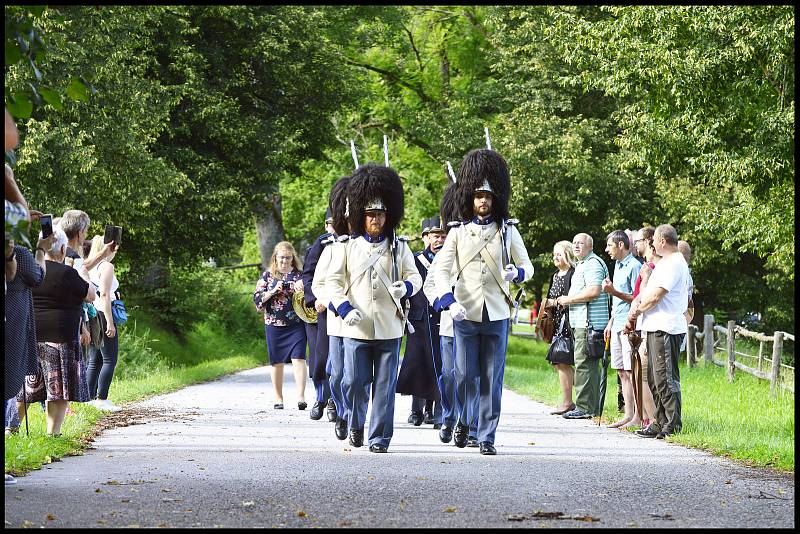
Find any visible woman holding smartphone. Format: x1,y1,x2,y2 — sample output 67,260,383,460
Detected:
86,234,123,412
253,241,308,410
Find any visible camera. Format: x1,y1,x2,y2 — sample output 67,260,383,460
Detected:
103,225,123,249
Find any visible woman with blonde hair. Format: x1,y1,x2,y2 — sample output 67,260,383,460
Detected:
86,234,123,412
253,241,308,410
542,240,577,414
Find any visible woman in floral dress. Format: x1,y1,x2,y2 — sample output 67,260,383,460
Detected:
253,241,308,410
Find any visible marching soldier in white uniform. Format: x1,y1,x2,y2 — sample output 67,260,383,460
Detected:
433,149,533,455
310,176,352,439
326,164,422,453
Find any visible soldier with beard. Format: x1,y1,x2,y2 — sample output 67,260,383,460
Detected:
432,149,533,455
326,164,422,453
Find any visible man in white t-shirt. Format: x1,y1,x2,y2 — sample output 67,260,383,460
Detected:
629,224,688,439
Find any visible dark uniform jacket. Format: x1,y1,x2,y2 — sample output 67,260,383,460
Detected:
396,248,442,400
301,232,335,382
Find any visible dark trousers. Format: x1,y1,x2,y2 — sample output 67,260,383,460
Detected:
646,330,683,433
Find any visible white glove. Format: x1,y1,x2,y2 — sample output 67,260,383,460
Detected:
449,302,467,322
502,264,518,282
343,309,363,327
389,281,406,299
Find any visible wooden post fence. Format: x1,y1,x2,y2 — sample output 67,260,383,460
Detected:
726,320,736,382
703,314,714,363
770,331,784,396
686,325,696,367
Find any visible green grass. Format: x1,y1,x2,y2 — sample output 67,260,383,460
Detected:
504,336,795,472
5,314,263,476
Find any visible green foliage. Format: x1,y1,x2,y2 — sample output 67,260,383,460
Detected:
4,6,94,119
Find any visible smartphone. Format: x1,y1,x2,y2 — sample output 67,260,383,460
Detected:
40,214,53,238
103,225,123,248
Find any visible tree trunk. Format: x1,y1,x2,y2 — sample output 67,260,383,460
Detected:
250,191,285,272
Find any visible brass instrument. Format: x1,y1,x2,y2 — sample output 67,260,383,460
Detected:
292,288,318,324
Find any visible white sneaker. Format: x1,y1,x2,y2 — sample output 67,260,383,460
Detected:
97,399,122,413
5,473,17,485
87,399,101,409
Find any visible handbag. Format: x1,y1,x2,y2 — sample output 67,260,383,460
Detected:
586,327,605,360
537,303,557,343
546,314,574,364
111,298,128,326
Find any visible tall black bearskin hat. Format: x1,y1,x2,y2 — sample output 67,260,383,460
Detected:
328,175,351,237
346,163,404,239
439,181,461,233
454,148,510,221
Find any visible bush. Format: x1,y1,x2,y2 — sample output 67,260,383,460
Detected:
115,320,170,379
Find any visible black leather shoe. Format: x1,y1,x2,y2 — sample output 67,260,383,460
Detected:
466,437,479,448
326,399,337,422
635,425,661,438
453,422,469,448
479,442,497,455
408,411,424,426
309,401,324,420
438,426,453,443
369,444,388,453
335,418,348,441
298,401,307,411
423,411,434,425
348,428,364,448
656,429,673,440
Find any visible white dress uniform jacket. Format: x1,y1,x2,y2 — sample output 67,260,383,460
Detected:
433,220,533,322
326,236,422,340
424,253,455,337
311,241,343,338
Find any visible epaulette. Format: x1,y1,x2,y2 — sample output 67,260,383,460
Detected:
505,218,519,225
321,235,336,245
447,221,464,228
336,235,351,243
396,235,410,242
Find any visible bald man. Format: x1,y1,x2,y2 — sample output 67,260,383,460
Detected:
557,233,610,419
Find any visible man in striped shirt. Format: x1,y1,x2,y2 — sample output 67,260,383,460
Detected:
557,233,610,419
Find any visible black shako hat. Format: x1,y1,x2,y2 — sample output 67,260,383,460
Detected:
329,175,351,237
346,163,404,240
454,148,511,221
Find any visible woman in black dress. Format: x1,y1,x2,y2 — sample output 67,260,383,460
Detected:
253,241,308,410
544,240,577,415
17,227,96,436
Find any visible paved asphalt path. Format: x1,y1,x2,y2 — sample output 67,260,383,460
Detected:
4,365,794,528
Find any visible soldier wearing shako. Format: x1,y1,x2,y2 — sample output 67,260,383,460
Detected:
433,149,534,455
326,164,422,453
301,206,338,422
311,176,352,440
396,216,446,427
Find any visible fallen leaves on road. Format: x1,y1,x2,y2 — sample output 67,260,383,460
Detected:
507,511,601,522
648,513,674,520
45,514,56,521
443,507,457,513
297,511,307,518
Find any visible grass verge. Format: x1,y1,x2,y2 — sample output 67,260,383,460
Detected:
504,335,794,472
4,316,263,476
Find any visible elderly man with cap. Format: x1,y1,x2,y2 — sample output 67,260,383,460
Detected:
300,207,338,422
326,164,422,453
397,216,446,428
432,149,533,455
311,176,352,439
